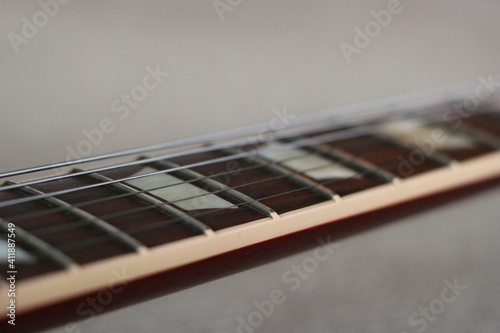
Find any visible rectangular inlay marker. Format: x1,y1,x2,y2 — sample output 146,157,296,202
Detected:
0,239,36,264
126,167,237,211
258,142,359,180
382,119,476,150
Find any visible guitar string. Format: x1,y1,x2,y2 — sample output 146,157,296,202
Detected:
1,107,493,225
0,78,473,180
0,108,444,219
0,104,404,180
46,160,386,252
29,149,375,237
2,121,400,238
4,112,498,253
0,106,448,210
0,103,441,195
2,125,378,226
0,101,458,194
6,157,283,223
2,107,496,235
8,111,447,244
0,124,379,208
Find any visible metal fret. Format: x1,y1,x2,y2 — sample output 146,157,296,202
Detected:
373,133,452,166
300,143,396,182
150,159,277,218
0,217,76,269
222,148,336,201
78,171,213,236
439,121,500,150
6,181,145,252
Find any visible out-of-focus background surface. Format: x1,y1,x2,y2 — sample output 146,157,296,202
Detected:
1,0,500,171
1,0,499,332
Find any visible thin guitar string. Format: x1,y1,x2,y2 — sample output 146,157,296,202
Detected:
2,106,491,226
0,125,372,208
0,102,455,194
2,106,495,229
7,112,498,252
0,122,383,221
0,105,392,180
7,158,279,224
4,126,376,227
0,107,446,210
0,109,435,218
34,155,360,242
27,151,320,235
54,161,384,252
28,113,500,245
0,105,422,194
0,78,475,180
6,125,394,237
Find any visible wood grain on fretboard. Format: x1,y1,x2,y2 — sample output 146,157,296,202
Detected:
0,107,499,316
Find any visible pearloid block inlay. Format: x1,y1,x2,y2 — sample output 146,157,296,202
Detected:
0,239,36,264
382,119,476,150
126,167,237,211
258,143,359,180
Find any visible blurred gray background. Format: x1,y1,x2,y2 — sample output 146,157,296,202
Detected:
1,0,500,171
1,0,499,332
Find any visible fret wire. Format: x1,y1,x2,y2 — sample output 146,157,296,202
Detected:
7,120,394,225
6,181,146,252
7,150,321,226
373,133,452,166
42,163,387,252
2,107,496,231
7,113,500,250
6,158,277,224
0,140,249,193
27,152,318,236
30,158,379,241
150,159,277,218
79,171,212,235
0,217,76,269
0,111,490,214
221,148,336,200
294,141,396,182
0,107,454,207
427,118,500,150
0,114,439,210
0,152,255,208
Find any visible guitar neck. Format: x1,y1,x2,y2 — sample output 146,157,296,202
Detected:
1,85,500,318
